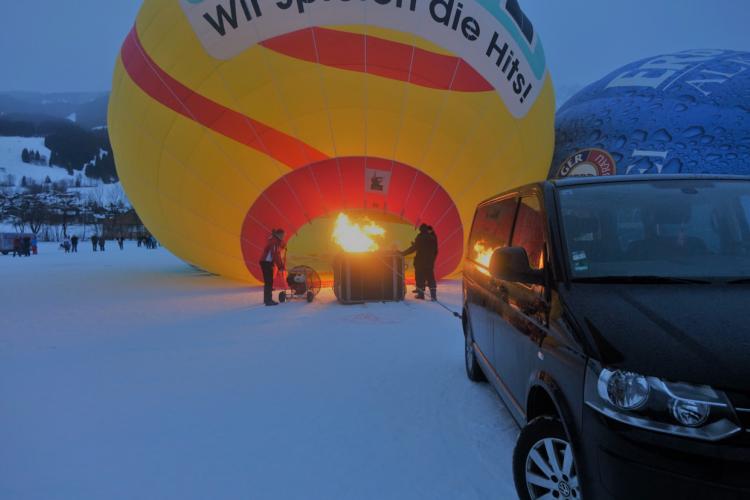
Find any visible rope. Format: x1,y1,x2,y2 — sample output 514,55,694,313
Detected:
433,297,463,319
407,284,463,319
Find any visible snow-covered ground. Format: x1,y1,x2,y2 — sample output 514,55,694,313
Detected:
0,243,518,500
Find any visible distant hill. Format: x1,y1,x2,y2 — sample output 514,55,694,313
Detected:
0,132,117,185
0,136,126,208
0,91,109,129
0,91,116,184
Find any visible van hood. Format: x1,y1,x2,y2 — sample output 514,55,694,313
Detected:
563,284,750,392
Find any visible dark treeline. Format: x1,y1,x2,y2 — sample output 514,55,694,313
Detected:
1,188,143,242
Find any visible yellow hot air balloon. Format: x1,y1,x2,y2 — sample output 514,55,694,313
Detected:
108,0,554,283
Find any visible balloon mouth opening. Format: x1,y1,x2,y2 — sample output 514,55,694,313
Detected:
240,157,464,285
285,210,418,284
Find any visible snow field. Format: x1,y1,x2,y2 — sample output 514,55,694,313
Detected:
0,244,518,499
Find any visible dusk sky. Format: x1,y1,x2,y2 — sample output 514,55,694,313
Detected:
1,0,749,96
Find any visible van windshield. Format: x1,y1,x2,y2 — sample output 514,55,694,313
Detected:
557,179,750,282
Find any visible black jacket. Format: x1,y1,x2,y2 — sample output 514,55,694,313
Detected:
402,231,438,266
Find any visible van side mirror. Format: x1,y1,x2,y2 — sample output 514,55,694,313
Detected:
489,247,544,285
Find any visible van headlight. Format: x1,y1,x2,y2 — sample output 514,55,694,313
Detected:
585,360,741,441
599,369,650,410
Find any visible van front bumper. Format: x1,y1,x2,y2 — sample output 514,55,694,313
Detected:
579,407,750,499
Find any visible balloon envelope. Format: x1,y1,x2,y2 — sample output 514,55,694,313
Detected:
109,0,554,282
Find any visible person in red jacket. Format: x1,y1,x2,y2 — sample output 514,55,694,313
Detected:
259,228,286,306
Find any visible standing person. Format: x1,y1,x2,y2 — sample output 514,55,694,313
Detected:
401,224,439,301
12,237,21,257
22,236,31,257
99,236,106,252
63,237,71,253
31,235,38,255
117,236,124,250
71,235,79,253
91,235,99,252
259,228,286,306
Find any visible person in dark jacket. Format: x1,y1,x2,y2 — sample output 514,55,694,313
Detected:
259,228,286,306
117,236,124,250
22,236,31,257
12,237,21,257
402,224,438,300
91,235,99,252
71,235,79,252
99,236,106,252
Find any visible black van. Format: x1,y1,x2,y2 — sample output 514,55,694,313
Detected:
462,175,750,499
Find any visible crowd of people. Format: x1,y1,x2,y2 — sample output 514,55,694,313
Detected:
137,235,159,249
10,235,37,257
54,234,158,253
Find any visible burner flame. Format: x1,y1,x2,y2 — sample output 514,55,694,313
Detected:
332,213,385,253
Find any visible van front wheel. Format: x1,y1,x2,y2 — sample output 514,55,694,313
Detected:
513,416,582,500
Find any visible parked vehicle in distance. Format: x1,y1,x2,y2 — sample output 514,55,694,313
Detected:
463,175,750,499
0,232,34,255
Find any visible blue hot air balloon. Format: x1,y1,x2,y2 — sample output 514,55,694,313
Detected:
550,49,750,178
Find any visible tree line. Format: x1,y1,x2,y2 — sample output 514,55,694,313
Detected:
21,148,47,165
1,180,143,241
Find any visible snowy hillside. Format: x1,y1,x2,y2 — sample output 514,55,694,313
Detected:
0,136,127,206
0,136,71,183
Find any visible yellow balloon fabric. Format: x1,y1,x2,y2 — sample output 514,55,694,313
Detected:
109,0,555,283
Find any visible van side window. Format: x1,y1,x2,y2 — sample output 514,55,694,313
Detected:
469,197,517,269
512,196,545,270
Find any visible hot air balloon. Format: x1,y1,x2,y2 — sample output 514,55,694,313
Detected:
109,0,555,283
551,49,750,179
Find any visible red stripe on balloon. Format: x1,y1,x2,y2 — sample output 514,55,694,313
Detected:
261,27,493,92
120,27,329,169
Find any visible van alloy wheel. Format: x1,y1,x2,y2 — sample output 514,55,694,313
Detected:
525,437,580,499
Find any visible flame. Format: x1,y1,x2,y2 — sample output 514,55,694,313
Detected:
332,213,386,252
473,241,496,272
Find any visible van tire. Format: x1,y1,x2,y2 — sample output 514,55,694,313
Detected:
464,320,486,382
513,416,582,500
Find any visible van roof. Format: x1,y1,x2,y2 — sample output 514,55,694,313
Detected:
477,174,750,207
549,173,750,188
